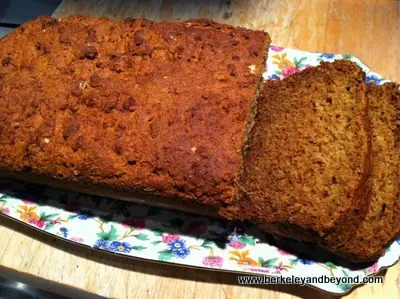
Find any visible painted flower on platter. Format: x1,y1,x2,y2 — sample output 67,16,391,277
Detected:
202,256,223,268
93,239,111,251
368,263,379,273
270,45,284,52
272,53,295,70
50,220,62,225
267,74,279,80
298,258,314,265
110,241,132,253
365,74,382,85
76,209,95,220
70,237,84,243
17,206,40,222
282,66,301,77
321,53,335,60
162,234,180,244
0,206,10,215
277,248,293,256
229,240,246,250
229,250,260,267
60,227,69,238
275,264,284,272
17,205,40,222
27,218,46,229
168,239,190,258
22,200,36,205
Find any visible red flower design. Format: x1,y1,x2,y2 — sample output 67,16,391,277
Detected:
186,221,208,236
275,265,284,271
162,234,180,244
277,248,292,256
271,46,284,52
369,263,379,273
281,67,301,77
0,207,10,215
122,216,146,230
64,201,81,212
228,240,246,249
22,199,36,205
202,256,223,268
70,237,84,243
27,218,46,229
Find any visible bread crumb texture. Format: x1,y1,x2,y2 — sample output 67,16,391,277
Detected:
236,60,369,234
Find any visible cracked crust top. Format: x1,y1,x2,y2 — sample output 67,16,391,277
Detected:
0,15,270,206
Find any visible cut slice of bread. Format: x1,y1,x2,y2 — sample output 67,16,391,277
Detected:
220,60,372,257
336,82,400,262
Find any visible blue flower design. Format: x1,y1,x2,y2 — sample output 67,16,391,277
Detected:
365,74,382,85
77,209,95,220
321,53,335,60
59,227,69,238
168,239,187,250
93,239,111,251
168,239,190,258
298,258,314,265
109,241,132,253
396,238,400,245
267,74,279,80
172,247,191,259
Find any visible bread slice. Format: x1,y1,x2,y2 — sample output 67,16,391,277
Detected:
0,15,270,211
336,82,400,262
220,60,372,253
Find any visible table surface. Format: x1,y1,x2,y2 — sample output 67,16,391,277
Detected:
1,0,400,298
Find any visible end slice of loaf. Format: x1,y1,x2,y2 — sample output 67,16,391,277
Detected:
337,82,400,262
220,60,371,251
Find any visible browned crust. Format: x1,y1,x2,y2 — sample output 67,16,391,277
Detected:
0,15,270,207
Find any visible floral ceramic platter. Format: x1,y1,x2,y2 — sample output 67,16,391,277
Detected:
0,46,399,295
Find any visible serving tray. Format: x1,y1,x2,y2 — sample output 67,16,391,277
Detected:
0,46,398,295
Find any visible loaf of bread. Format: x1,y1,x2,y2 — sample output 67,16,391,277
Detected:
0,15,270,215
0,15,398,263
219,60,373,261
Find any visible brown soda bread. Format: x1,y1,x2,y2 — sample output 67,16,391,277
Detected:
0,15,398,263
0,15,270,210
